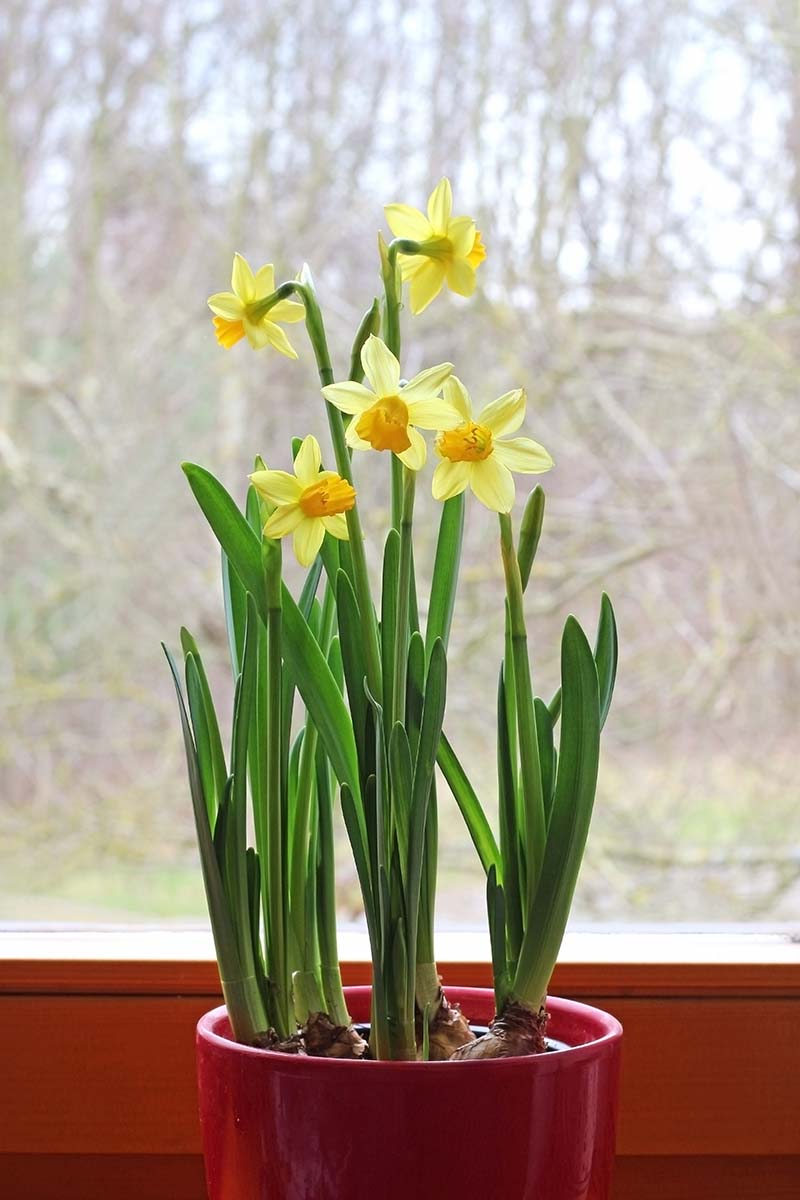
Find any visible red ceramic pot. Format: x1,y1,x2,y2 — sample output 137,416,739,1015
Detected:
196,985,622,1200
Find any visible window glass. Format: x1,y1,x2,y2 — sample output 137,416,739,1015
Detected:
2,0,797,926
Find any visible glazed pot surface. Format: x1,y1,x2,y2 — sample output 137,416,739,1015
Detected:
197,986,622,1200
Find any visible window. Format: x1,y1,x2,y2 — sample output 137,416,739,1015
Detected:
3,0,798,929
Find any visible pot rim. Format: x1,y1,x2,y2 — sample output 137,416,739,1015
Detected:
197,986,623,1073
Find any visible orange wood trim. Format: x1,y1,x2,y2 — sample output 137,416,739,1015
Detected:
2,1154,799,1200
1,993,798,1158
2,953,799,997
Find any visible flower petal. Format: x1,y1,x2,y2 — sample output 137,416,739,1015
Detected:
264,503,304,538
397,425,427,471
409,259,445,314
427,178,453,232
243,318,272,349
401,361,454,405
492,437,554,474
253,263,276,298
321,380,376,415
262,320,299,359
361,335,400,397
213,317,245,348
447,216,477,258
250,469,302,504
208,292,244,320
293,518,325,567
293,434,322,485
322,513,349,539
268,298,305,324
384,203,432,242
232,253,256,303
399,253,427,281
443,376,472,422
446,256,477,298
407,397,462,431
478,389,526,436
470,457,515,512
344,420,371,451
432,459,470,502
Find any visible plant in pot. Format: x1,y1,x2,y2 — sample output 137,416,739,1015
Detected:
166,178,622,1200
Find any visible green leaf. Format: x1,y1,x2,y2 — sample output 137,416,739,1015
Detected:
184,652,217,827
381,528,400,718
183,463,264,608
405,630,425,757
513,616,601,1008
425,493,465,660
437,733,500,875
341,782,377,943
595,593,618,729
487,865,509,1012
517,485,545,592
497,668,523,962
547,592,618,728
388,722,413,879
405,641,447,972
162,645,239,985
534,696,556,826
181,631,228,822
335,568,369,774
222,550,247,678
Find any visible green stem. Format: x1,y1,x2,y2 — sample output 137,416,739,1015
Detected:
287,279,382,701
392,468,415,725
381,240,417,528
498,512,546,904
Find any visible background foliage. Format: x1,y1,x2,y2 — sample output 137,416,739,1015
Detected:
2,0,798,923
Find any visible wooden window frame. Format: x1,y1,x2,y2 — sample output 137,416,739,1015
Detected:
1,928,798,1199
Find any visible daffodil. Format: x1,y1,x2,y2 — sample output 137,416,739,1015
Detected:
384,178,487,314
321,335,456,471
249,435,355,567
208,253,305,356
432,378,553,512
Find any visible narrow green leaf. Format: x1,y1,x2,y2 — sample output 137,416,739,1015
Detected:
405,630,425,757
335,568,369,773
181,629,227,817
497,668,523,961
547,592,619,729
513,617,601,1008
184,652,217,826
388,722,413,879
162,646,239,985
595,592,618,729
534,696,556,826
381,528,400,718
425,492,465,660
487,865,509,1012
436,733,500,875
222,549,247,678
405,641,447,977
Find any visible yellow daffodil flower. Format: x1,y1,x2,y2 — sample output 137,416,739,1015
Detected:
432,377,553,512
384,178,487,314
208,253,305,357
249,435,355,567
321,335,457,471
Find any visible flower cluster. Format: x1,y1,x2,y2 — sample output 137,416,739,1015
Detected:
207,179,553,562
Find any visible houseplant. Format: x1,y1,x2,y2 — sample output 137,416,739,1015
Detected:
168,179,622,1198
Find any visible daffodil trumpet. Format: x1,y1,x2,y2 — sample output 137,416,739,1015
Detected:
173,180,617,1063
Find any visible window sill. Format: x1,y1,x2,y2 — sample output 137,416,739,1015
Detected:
1,925,798,1197
1,925,798,996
